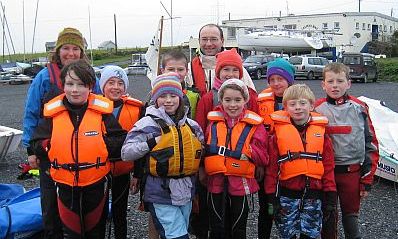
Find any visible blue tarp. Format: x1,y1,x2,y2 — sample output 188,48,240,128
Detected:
0,184,42,239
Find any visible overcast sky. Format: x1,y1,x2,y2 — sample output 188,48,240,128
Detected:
2,0,397,54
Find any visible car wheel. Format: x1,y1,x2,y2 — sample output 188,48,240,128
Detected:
373,73,378,82
362,74,368,83
307,71,314,80
256,69,262,80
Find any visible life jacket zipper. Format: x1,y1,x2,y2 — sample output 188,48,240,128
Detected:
176,126,184,174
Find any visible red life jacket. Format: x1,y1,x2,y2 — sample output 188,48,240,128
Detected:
205,110,263,178
111,96,142,176
191,57,208,97
44,93,113,187
257,87,276,132
272,111,328,180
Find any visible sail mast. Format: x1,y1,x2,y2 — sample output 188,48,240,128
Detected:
157,16,164,75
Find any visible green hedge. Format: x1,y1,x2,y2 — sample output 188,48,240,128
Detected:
376,58,398,82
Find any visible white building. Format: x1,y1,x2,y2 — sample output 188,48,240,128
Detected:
98,41,116,50
189,12,398,58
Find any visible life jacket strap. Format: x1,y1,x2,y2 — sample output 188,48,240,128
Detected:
278,150,322,164
51,158,106,171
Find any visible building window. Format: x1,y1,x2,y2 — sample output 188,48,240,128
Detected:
227,27,236,40
390,26,393,33
334,22,340,29
379,25,382,32
264,25,277,30
368,24,371,30
362,23,366,30
322,23,328,29
384,25,387,32
355,22,359,29
283,24,297,30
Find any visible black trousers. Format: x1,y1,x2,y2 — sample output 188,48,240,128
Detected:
56,177,109,239
39,160,63,239
208,192,249,239
257,182,274,239
190,183,210,239
111,173,130,239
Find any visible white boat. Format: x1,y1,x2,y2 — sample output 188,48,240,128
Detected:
0,125,23,161
358,96,398,183
237,30,323,52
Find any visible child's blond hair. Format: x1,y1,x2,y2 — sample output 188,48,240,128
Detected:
282,84,315,107
322,62,350,81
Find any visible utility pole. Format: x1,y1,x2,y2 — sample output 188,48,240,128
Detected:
160,0,179,47
88,6,93,65
114,14,117,54
31,0,39,55
23,0,26,61
359,0,361,12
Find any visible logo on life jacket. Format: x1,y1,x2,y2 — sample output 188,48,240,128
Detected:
314,133,322,137
84,131,99,136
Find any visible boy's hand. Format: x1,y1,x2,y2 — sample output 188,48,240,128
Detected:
28,155,40,169
255,167,264,182
155,136,161,144
360,190,369,198
130,177,140,194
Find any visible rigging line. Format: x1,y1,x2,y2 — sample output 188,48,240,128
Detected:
0,2,15,55
31,0,39,54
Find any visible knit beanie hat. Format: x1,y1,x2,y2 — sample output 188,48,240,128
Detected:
55,27,84,51
218,78,249,103
215,48,243,79
266,58,295,85
151,72,184,103
99,65,129,93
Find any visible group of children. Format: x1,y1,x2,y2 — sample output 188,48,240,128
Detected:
28,45,378,239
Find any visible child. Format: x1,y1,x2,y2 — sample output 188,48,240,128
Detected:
204,79,268,239
195,48,258,132
30,60,127,238
315,63,379,239
99,65,143,239
121,73,204,239
265,84,336,239
257,58,295,239
160,49,200,119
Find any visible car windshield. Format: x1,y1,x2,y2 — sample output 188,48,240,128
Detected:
244,56,263,63
288,57,303,65
343,56,361,65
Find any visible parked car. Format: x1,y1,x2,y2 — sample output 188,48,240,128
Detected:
243,55,275,80
342,52,377,83
289,56,329,80
0,62,23,75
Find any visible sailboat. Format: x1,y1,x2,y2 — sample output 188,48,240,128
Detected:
237,30,323,52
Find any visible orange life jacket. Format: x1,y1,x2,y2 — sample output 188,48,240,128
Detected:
111,96,143,176
191,57,207,97
257,87,276,132
205,110,263,178
271,111,328,180
44,93,113,187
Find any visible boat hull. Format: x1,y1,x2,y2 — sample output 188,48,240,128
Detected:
237,32,323,52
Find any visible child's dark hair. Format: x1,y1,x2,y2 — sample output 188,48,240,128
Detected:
60,59,96,89
322,62,350,81
161,50,188,69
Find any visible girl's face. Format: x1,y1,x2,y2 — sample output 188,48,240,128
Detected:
219,65,240,81
64,70,91,105
156,93,180,115
59,44,81,66
103,77,125,101
268,74,289,97
221,88,245,119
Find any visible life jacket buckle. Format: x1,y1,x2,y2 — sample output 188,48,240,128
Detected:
218,146,226,156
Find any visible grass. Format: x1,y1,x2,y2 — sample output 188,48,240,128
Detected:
376,57,398,82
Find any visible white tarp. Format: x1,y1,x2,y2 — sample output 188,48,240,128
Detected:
358,96,398,183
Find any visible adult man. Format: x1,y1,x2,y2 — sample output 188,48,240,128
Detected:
186,24,256,97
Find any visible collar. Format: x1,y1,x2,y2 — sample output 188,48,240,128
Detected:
326,93,349,105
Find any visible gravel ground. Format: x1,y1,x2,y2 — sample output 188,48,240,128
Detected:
0,76,397,238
